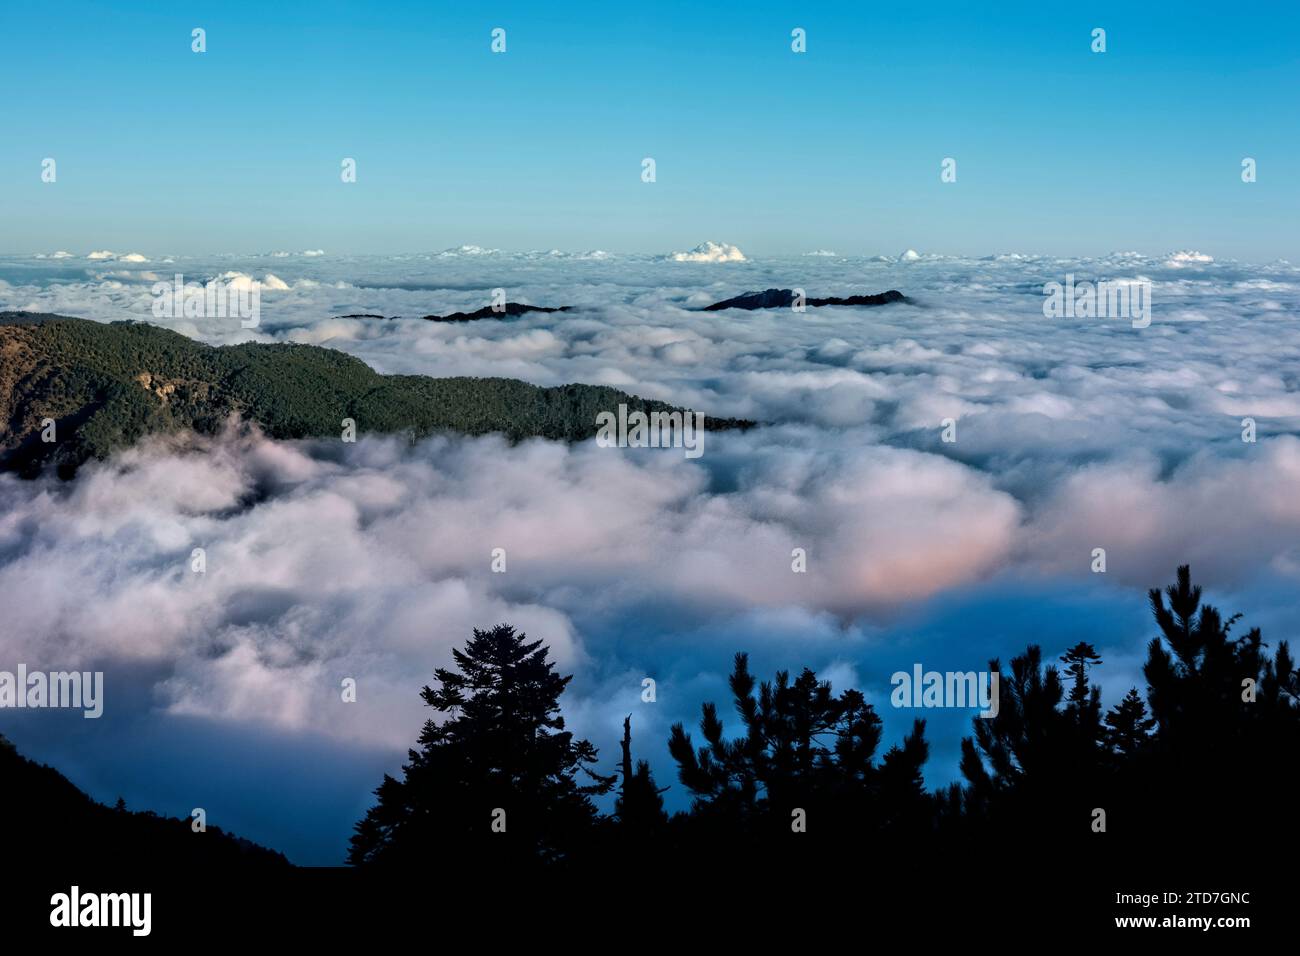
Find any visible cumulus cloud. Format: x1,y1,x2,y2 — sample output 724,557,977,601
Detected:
1166,250,1214,266
0,422,1026,744
210,271,290,292
1023,437,1300,585
669,240,746,262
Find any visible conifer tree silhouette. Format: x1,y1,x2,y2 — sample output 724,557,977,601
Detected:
613,714,668,835
347,624,614,867
958,644,1101,839
876,718,931,831
1059,641,1105,782
667,653,930,855
337,567,1297,881
1138,565,1298,845
1102,688,1154,760
958,565,1298,867
1060,642,1103,727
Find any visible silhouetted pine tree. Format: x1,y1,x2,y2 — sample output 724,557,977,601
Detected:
1137,565,1299,845
876,718,931,831
959,565,1299,865
1059,641,1105,782
337,568,1297,879
668,653,929,854
613,715,668,835
1060,642,1103,727
958,644,1104,838
347,624,614,868
1103,688,1154,760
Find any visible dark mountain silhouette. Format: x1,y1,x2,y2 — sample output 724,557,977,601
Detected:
421,302,573,322
0,733,288,867
332,304,572,322
0,312,752,477
702,288,908,311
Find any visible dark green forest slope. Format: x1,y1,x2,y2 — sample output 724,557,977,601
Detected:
0,312,750,476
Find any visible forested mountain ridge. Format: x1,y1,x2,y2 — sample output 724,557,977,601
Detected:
0,312,751,477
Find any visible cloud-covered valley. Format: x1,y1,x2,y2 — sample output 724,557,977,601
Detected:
2,250,1298,862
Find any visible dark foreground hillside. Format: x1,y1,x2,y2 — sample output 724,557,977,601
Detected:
0,733,288,868
0,312,751,477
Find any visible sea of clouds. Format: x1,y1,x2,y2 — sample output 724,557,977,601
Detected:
1,247,1298,863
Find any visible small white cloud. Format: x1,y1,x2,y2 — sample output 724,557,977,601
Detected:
1165,250,1214,267
669,241,746,263
86,250,116,260
119,253,150,263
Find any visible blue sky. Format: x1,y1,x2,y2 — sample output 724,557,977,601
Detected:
1,2,1297,257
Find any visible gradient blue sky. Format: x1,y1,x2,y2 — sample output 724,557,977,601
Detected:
2,1,1297,258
